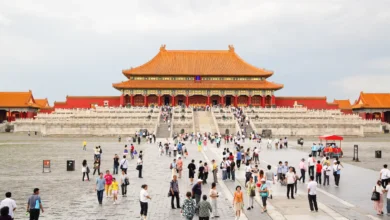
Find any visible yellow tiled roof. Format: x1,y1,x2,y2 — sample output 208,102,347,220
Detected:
352,92,390,109
122,45,273,77
333,99,352,110
0,91,40,108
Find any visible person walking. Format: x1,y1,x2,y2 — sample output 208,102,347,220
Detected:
333,161,342,187
27,188,44,220
373,180,385,215
0,206,12,220
181,192,196,220
380,164,389,188
221,158,228,181
203,162,209,184
308,155,315,177
0,192,16,220
82,160,90,181
139,184,151,220
92,158,100,175
236,150,242,170
82,140,87,151
192,179,203,212
137,156,143,178
246,176,256,210
198,195,212,220
120,155,128,174
104,170,113,198
95,173,105,205
322,163,331,186
299,158,306,183
177,157,183,178
233,186,243,220
315,160,322,185
209,183,219,218
259,178,268,213
230,158,236,181
188,160,196,185
170,159,178,178
384,181,390,216
170,175,181,209
286,167,296,199
111,177,119,204
211,160,218,184
265,165,275,199
113,154,119,175
120,170,128,197
307,176,318,212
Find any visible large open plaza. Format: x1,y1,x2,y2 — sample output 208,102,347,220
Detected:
0,132,389,219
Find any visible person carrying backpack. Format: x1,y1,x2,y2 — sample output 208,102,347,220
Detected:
181,191,196,220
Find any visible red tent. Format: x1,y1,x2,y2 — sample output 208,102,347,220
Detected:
319,135,344,141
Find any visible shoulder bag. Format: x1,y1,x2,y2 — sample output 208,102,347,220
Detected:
371,186,380,201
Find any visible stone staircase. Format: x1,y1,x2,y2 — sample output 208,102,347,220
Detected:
194,111,217,134
156,113,171,138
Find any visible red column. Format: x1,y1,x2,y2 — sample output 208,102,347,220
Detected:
248,96,252,106
130,95,134,106
220,96,224,106
7,110,11,122
144,95,148,107
186,95,189,107
271,95,275,106
234,96,238,107
261,96,265,108
158,95,161,106
27,112,34,119
207,96,210,106
120,94,124,107
172,95,175,106
381,112,385,122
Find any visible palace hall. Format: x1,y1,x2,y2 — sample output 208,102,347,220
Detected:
112,45,283,107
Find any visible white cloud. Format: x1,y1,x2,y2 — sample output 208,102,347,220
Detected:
331,74,390,99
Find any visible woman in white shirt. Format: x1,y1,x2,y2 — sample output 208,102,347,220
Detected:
139,184,151,219
373,180,385,215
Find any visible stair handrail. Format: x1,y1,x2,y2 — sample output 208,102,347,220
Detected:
153,107,161,136
210,107,221,135
192,107,196,134
169,106,175,138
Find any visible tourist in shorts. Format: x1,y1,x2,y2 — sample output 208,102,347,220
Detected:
111,177,119,204
259,178,268,213
27,188,44,220
81,160,90,181
104,170,113,198
233,185,243,220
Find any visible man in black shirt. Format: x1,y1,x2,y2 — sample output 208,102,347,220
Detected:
188,160,196,185
230,158,236,181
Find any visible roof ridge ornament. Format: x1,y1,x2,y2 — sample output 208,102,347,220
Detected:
228,45,235,52
160,44,166,51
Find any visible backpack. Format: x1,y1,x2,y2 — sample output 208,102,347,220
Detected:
124,177,130,185
220,162,224,170
170,163,173,169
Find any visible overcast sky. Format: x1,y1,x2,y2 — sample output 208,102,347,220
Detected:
1,0,389,104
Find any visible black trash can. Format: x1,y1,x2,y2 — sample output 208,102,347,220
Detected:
67,160,75,171
375,150,382,158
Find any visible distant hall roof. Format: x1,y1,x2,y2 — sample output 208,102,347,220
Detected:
122,45,273,77
352,92,390,109
0,91,40,108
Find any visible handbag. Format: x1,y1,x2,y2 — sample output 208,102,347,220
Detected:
250,188,256,197
371,186,380,201
86,166,90,174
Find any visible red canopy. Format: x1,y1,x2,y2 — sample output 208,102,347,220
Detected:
319,135,344,141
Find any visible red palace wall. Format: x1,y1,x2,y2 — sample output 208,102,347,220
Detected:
275,97,339,110
54,96,121,109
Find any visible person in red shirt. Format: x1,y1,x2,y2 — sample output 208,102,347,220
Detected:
130,144,135,159
104,170,113,198
315,161,322,185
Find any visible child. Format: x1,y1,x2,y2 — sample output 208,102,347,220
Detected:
112,177,119,204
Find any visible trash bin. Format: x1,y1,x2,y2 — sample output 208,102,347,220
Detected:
67,160,75,171
375,150,382,158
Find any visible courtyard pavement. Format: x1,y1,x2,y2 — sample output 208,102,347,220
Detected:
0,134,388,219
